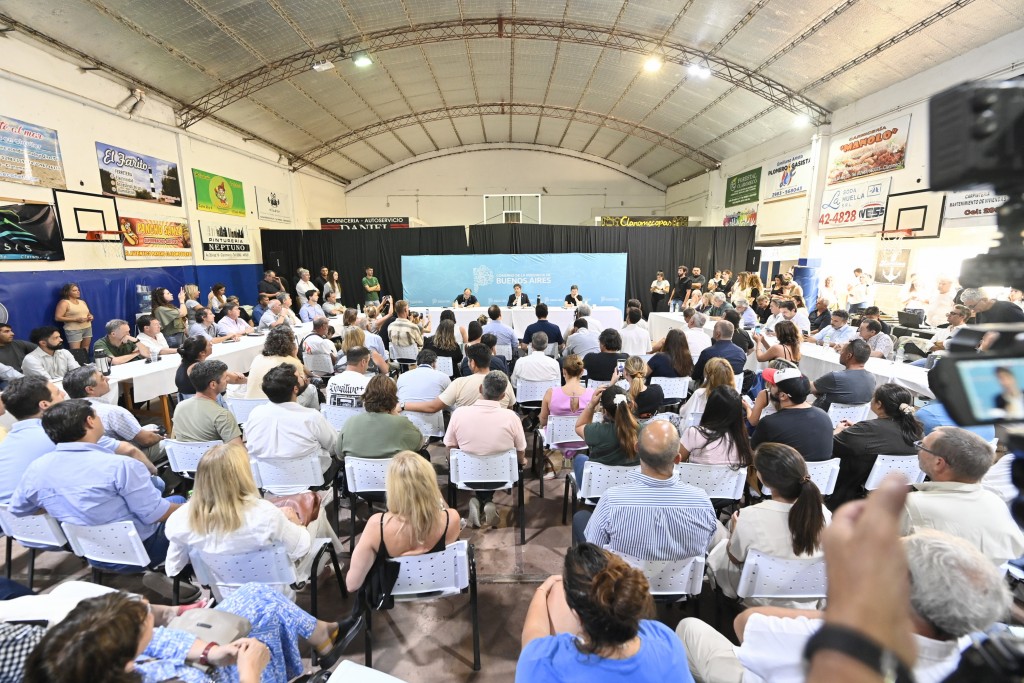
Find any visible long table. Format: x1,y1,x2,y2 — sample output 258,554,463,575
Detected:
418,306,622,338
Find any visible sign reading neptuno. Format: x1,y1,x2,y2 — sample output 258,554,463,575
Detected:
320,217,410,230
199,221,251,261
598,216,689,227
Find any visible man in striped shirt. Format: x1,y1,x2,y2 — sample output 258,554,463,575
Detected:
574,420,718,559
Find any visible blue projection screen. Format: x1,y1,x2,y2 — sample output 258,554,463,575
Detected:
402,253,627,308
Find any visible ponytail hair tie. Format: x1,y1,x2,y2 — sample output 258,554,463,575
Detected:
612,393,628,406
899,402,914,416
800,475,811,484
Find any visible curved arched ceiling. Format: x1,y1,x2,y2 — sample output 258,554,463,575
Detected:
1,0,1021,187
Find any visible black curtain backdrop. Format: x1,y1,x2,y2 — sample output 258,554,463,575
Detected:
259,224,753,312
260,226,469,307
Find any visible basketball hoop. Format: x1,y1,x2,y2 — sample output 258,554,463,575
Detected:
86,229,125,259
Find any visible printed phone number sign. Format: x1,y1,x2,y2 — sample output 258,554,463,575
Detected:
818,177,891,229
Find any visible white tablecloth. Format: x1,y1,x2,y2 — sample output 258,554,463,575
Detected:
419,306,622,339
648,312,690,342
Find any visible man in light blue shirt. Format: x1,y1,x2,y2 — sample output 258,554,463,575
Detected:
733,299,758,328
482,305,519,353
813,309,857,346
299,290,326,323
916,369,996,441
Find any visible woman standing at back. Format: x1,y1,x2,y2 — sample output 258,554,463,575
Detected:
54,282,94,351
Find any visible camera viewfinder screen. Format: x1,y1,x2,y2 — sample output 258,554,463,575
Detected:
955,358,1024,421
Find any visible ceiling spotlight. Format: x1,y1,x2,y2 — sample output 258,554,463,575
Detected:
352,51,372,68
311,59,334,72
793,113,811,128
643,56,663,73
687,63,711,79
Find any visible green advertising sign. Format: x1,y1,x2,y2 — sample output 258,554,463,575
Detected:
192,168,245,216
725,167,762,208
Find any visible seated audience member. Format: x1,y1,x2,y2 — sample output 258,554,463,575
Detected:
172,360,243,446
680,308,711,363
861,305,892,335
251,292,271,325
856,317,894,358
339,326,389,374
321,290,342,317
812,309,856,346
207,283,227,318
777,299,810,333
733,298,757,328
0,323,37,372
25,582,358,682
708,443,830,607
301,316,338,368
914,369,996,440
582,328,629,382
724,309,753,354
678,386,752,468
21,326,80,380
150,287,188,348
750,367,834,461
423,319,463,377
438,307,469,344
9,400,195,596
63,365,165,465
511,331,560,390
409,343,516,415
484,305,520,352
273,293,300,325
225,296,252,324
520,303,564,352
247,327,318,410
174,336,244,402
575,420,717,551
93,319,150,364
692,321,745,384
337,374,422,459
678,531,1011,683
808,296,832,333
573,302,601,331
454,287,479,308
619,307,652,355
679,357,734,426
706,291,734,318
346,451,461,596
388,299,425,352
960,287,1024,323
369,298,396,338
458,332,510,377
751,295,771,324
904,427,1024,564
257,297,288,331
762,298,783,331
327,345,374,407
216,302,254,336
507,282,531,307
753,320,801,364
562,318,600,359
258,268,285,294
299,289,325,323
189,306,236,343
573,385,640,483
538,354,594,475
443,371,526,527
135,315,177,356
245,365,337,491
829,382,923,509
810,338,875,411
0,360,21,391
397,349,451,403
518,543,691,682
909,305,969,362
166,442,340,594
646,328,693,379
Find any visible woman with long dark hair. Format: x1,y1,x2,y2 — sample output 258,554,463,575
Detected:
678,385,752,468
708,442,831,607
573,385,640,483
753,320,802,363
150,286,188,348
54,282,94,351
829,382,924,509
518,543,689,682
423,319,463,378
646,328,693,378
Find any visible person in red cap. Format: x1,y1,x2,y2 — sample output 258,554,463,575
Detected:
750,366,834,461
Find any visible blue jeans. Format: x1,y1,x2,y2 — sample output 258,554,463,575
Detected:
669,298,685,313
573,454,590,487
90,495,186,573
911,358,929,368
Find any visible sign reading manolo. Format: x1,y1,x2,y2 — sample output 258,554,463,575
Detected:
725,167,762,208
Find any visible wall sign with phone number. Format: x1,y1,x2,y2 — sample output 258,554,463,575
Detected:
817,177,891,229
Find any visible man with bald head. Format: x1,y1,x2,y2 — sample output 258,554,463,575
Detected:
572,420,718,557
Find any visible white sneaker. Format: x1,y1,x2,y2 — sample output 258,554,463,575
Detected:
483,501,500,527
467,498,482,528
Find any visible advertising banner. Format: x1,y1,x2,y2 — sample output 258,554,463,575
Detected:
874,248,911,286
0,114,66,189
818,177,891,229
402,253,627,307
95,142,181,206
825,115,910,185
725,167,762,208
320,217,410,230
119,216,191,260
255,185,291,224
192,169,245,216
722,207,757,227
597,216,688,227
763,149,813,202
0,203,64,260
945,190,1008,219
199,221,251,261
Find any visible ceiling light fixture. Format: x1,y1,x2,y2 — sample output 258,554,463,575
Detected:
352,51,372,68
687,62,711,79
311,59,334,72
793,113,811,128
643,56,663,73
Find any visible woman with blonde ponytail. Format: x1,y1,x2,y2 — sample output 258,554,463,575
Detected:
573,385,640,483
708,443,831,607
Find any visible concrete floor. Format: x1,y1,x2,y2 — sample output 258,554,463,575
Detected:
1,442,722,682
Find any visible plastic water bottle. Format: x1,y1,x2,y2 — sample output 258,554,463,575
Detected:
894,344,905,365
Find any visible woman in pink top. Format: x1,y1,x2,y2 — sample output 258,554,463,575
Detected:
539,354,594,477
678,385,752,468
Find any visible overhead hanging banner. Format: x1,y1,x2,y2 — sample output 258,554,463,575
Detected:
119,216,191,260
0,114,66,189
763,149,813,202
192,168,245,216
945,190,1008,219
320,217,410,230
95,142,182,206
0,203,64,261
199,221,251,261
597,216,689,227
255,185,290,224
825,114,910,185
725,167,762,208
818,177,891,229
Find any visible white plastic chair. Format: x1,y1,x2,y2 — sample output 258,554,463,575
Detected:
676,463,747,510
343,457,392,552
321,404,365,431
0,505,69,590
361,541,480,671
736,549,827,605
403,410,445,440
61,521,151,584
629,555,706,604
434,355,454,377
449,449,525,544
562,461,640,524
806,458,841,495
982,451,1014,503
733,373,743,391
328,661,411,682
165,439,222,477
864,454,926,490
304,353,336,377
684,411,704,428
517,378,559,406
827,402,872,429
494,344,513,361
651,376,690,407
391,343,418,371
224,397,269,427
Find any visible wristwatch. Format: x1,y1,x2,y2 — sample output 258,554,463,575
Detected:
398,401,406,412
803,624,913,683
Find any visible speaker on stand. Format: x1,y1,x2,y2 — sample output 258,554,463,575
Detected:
744,249,762,273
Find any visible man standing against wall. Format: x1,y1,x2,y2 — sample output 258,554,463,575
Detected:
362,266,381,308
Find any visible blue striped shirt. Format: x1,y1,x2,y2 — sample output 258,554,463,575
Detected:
585,471,718,561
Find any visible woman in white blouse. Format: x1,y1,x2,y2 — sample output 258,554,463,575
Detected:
165,443,339,594
707,442,831,608
679,357,735,426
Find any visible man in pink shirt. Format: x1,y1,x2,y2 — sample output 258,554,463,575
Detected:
444,370,526,528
